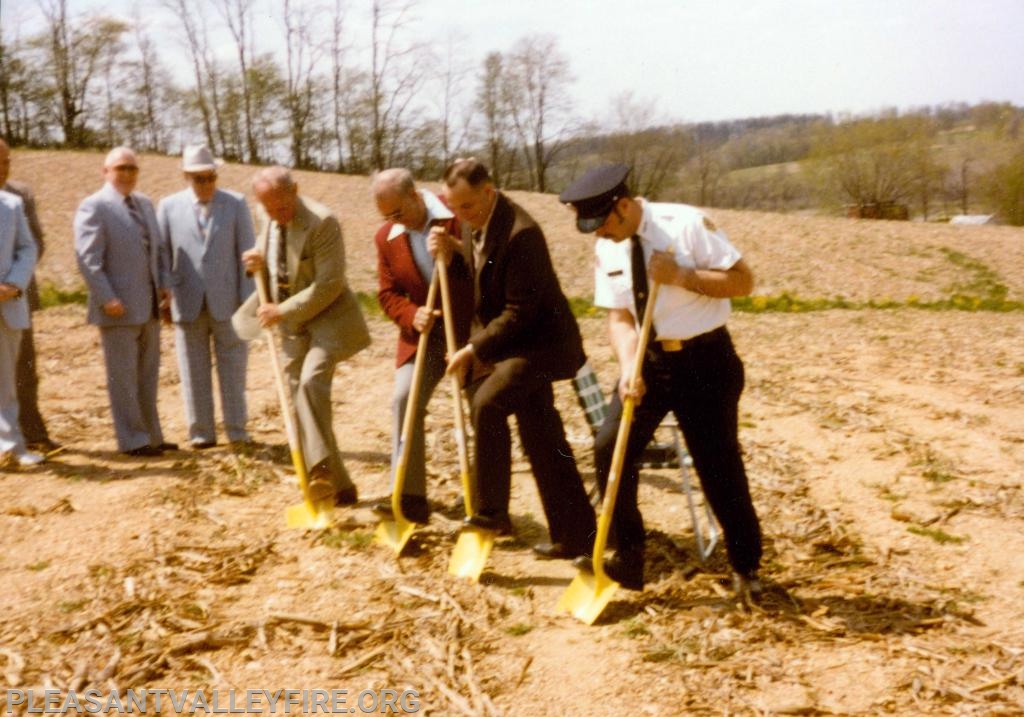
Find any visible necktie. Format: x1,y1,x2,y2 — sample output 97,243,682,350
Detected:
631,235,649,320
276,224,290,301
125,195,151,253
197,202,211,232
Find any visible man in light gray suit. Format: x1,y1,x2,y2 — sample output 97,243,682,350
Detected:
234,166,370,506
158,145,255,450
0,187,42,466
75,147,176,457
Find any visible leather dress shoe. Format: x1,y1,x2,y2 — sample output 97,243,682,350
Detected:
190,440,217,450
158,442,179,451
334,485,359,507
372,495,429,524
123,445,163,457
572,550,645,591
532,542,588,560
307,477,336,504
464,512,513,536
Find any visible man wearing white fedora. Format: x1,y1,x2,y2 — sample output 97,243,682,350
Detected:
157,145,255,449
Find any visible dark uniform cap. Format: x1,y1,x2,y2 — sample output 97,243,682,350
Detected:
558,163,631,233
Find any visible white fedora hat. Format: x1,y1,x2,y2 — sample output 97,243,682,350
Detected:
182,144,221,173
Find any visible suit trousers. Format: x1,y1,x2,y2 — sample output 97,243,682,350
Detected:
99,319,164,452
390,327,447,498
280,332,354,493
593,327,762,575
0,323,26,454
468,356,597,553
174,307,250,443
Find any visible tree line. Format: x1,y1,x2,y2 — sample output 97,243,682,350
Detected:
2,0,1023,223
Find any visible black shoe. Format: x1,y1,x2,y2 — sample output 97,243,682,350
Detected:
532,542,588,560
464,512,513,536
123,445,163,457
372,496,430,524
158,442,179,452
334,486,359,507
190,440,217,450
572,550,645,591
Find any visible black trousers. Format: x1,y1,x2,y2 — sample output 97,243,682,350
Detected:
16,279,49,444
594,327,762,575
468,356,597,552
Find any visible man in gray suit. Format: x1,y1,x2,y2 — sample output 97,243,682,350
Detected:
75,147,176,457
235,166,370,505
0,185,42,466
0,139,57,454
158,145,255,450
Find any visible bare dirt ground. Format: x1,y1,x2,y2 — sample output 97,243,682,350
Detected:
1,150,1023,715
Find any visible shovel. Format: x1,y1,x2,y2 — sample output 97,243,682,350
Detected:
439,258,494,581
374,270,440,554
255,275,331,530
557,277,662,624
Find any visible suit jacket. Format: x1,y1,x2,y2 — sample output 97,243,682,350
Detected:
74,183,161,327
3,180,44,311
0,190,37,330
233,195,370,360
466,192,584,381
157,187,255,322
375,190,474,368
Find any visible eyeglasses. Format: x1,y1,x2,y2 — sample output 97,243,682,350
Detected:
382,207,404,221
113,165,139,173
190,174,217,185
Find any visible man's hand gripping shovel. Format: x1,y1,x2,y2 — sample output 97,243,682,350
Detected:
557,278,662,624
374,270,440,555
439,258,494,581
255,275,332,529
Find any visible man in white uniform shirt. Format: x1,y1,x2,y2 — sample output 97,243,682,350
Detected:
559,164,763,597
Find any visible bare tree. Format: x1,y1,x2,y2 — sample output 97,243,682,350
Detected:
602,92,686,198
281,0,322,168
214,0,259,162
34,0,128,147
476,51,516,187
502,34,575,192
432,37,472,170
367,0,426,170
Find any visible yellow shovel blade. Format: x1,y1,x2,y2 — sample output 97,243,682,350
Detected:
447,527,495,582
374,516,416,555
285,500,332,530
556,570,621,625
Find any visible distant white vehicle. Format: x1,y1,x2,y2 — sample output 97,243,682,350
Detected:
950,214,996,225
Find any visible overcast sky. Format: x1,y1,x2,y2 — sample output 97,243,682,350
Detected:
8,0,1024,126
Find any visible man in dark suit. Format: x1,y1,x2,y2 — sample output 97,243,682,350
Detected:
74,147,175,457
235,166,370,506
371,168,474,524
440,158,596,559
0,138,57,454
158,145,255,450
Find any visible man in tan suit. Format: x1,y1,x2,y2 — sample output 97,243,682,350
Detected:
235,166,370,505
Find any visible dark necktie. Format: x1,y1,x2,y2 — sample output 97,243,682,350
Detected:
631,234,649,320
276,224,290,301
125,195,150,253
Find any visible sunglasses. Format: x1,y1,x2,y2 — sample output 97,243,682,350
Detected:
190,174,217,185
113,165,139,172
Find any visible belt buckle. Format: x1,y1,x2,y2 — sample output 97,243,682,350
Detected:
659,339,683,352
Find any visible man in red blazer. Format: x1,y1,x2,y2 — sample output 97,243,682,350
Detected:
372,168,474,523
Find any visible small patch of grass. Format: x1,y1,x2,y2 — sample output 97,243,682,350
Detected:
641,648,677,663
873,484,906,502
907,525,965,544
38,282,88,308
623,618,650,638
922,468,958,484
57,599,88,613
505,623,533,637
27,560,50,571
321,528,374,550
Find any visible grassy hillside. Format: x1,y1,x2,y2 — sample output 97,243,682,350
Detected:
13,149,1024,309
